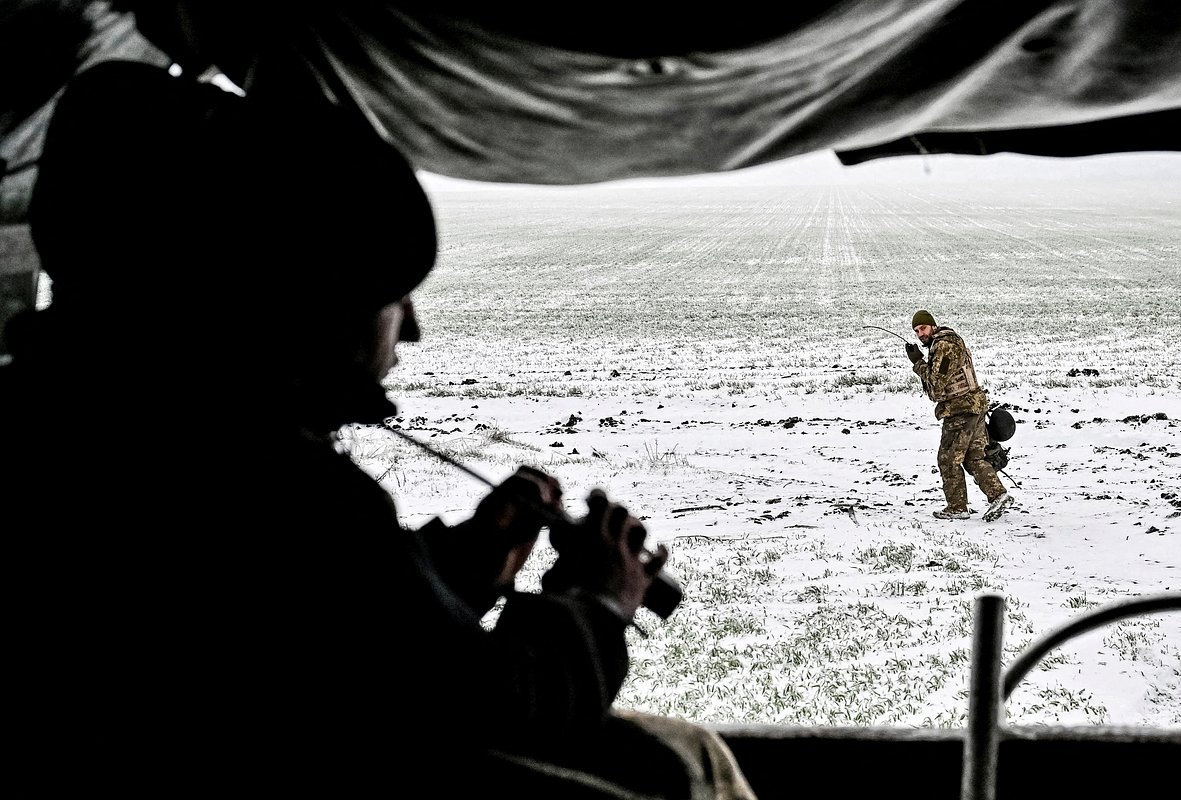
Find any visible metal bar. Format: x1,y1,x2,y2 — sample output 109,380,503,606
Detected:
961,592,1005,800
1003,592,1181,700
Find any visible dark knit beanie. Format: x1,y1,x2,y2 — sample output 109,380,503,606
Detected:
30,60,437,324
912,310,937,328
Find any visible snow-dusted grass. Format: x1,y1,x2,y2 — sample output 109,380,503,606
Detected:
353,175,1180,729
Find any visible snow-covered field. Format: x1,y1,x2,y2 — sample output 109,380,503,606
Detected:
351,160,1181,728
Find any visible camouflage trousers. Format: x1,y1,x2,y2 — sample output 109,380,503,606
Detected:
938,411,1006,511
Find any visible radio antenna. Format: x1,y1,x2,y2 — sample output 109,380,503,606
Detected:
863,325,909,343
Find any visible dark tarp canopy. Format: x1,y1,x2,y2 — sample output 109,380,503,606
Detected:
2,0,1181,344
4,0,1181,217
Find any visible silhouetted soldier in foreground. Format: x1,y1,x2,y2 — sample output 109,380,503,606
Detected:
6,60,756,799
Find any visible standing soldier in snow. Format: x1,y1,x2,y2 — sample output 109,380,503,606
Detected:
905,310,1012,521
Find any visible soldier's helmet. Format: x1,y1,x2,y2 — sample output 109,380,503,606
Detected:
987,408,1016,442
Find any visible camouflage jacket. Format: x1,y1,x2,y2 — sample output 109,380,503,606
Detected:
912,326,988,419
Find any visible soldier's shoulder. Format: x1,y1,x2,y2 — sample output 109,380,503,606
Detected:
934,327,965,346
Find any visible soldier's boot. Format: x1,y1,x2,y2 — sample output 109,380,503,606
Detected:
936,472,971,520
982,492,1013,522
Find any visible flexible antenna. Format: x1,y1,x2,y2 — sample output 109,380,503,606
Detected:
863,325,909,343
383,420,499,489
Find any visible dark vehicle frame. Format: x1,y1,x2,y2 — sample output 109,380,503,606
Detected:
3,6,1179,794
